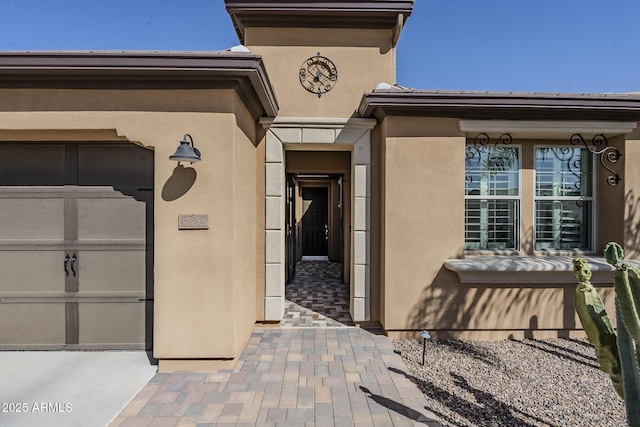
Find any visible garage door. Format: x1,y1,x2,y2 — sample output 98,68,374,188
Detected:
0,143,153,350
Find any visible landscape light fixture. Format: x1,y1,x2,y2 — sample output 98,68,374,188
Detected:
421,330,431,365
169,134,201,164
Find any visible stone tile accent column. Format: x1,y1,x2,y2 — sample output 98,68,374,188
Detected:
264,130,286,320
261,118,375,322
352,136,371,321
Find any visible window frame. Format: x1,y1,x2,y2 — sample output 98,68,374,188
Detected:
532,144,596,254
464,144,522,253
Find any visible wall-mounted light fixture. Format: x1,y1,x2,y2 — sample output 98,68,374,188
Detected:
169,134,201,164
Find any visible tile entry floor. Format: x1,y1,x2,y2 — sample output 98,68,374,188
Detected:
282,261,353,328
109,260,443,426
110,328,441,426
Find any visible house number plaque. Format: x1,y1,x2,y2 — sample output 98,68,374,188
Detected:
178,214,209,230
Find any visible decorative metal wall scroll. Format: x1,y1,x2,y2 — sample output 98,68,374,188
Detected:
537,147,582,191
467,132,622,187
537,147,585,207
570,134,621,186
465,133,513,184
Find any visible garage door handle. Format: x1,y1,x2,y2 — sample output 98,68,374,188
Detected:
70,253,78,277
64,254,70,277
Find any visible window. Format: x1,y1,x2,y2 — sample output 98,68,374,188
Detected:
465,146,520,250
534,147,593,251
464,143,595,253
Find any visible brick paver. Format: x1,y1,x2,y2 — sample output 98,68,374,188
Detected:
112,262,439,426
111,328,440,426
282,261,352,327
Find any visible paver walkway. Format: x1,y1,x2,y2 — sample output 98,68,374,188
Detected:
110,328,441,426
285,261,352,326
281,300,350,328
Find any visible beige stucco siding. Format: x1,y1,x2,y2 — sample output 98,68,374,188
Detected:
623,138,640,259
0,88,262,362
255,138,267,321
246,28,395,118
401,283,616,340
371,120,386,324
378,116,625,338
232,102,260,352
594,135,625,251
381,129,466,331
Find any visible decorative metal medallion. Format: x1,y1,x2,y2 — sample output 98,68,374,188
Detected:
570,134,622,186
299,52,338,98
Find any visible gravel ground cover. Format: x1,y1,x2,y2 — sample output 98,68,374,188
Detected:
392,337,626,427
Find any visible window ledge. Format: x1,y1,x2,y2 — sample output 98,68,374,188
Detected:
444,256,640,284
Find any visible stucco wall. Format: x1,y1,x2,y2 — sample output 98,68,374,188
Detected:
255,139,267,321
232,101,261,353
624,133,640,259
0,88,262,365
378,116,621,339
380,117,466,333
246,28,395,118
371,119,386,324
596,135,626,250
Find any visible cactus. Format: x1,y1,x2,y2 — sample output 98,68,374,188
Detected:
573,243,640,426
572,257,623,396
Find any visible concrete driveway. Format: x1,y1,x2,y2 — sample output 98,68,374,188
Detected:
0,351,157,427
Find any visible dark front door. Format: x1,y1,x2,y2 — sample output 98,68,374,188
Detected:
301,187,328,256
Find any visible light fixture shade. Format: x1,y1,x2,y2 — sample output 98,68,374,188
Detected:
169,134,201,163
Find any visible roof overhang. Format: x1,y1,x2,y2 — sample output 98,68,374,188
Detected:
0,51,279,120
359,90,640,122
225,0,414,45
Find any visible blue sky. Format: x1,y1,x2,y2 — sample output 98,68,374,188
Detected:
1,0,638,93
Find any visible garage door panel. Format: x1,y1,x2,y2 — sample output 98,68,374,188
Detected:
0,198,64,240
0,142,153,351
0,144,65,186
77,197,146,240
79,302,146,345
78,251,146,293
0,251,66,292
78,144,153,188
0,303,66,345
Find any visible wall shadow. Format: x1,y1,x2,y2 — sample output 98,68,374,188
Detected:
358,386,441,426
428,340,503,368
161,164,197,201
624,189,640,259
404,264,582,338
388,367,549,427
518,339,599,369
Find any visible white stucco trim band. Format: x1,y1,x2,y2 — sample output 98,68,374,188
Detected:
261,117,377,129
444,256,640,284
459,120,637,139
261,117,376,322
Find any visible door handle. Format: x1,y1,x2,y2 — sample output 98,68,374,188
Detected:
70,253,78,277
64,254,70,277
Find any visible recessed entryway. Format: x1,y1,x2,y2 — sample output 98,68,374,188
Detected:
286,172,347,282
262,117,375,323
283,171,352,327
283,260,353,327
